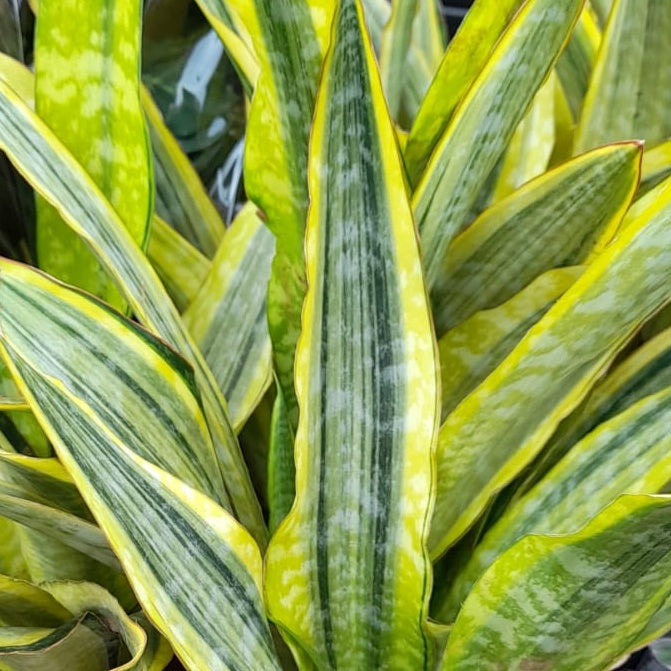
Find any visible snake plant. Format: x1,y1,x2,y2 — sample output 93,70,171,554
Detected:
1,0,671,669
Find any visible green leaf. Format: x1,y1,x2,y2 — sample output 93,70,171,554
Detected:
0,261,230,508
267,381,295,534
440,495,671,671
440,384,671,620
147,215,212,313
192,0,259,93
433,141,641,335
430,175,671,557
142,87,226,258
0,493,118,571
379,0,418,119
0,575,71,627
0,362,27,412
640,140,671,198
0,292,282,670
575,0,671,153
410,0,446,80
183,202,275,431
439,267,583,420
0,78,266,545
0,1,22,59
0,520,26,579
265,1,439,667
362,0,443,121
34,0,152,311
413,0,583,306
0,581,164,671
227,0,333,436
591,0,614,26
0,451,91,520
518,325,671,494
489,71,556,202
403,0,524,184
555,4,600,120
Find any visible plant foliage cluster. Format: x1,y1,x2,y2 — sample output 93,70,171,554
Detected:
1,0,671,669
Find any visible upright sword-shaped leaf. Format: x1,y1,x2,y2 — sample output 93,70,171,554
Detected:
265,1,439,668
34,0,152,310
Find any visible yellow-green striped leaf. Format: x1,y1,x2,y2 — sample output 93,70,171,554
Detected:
0,260,229,508
380,0,418,119
434,141,640,335
0,581,164,671
0,493,119,571
0,451,90,520
640,139,671,198
403,0,524,184
575,0,671,153
489,71,556,203
34,0,152,310
0,575,70,627
192,0,259,93
265,2,439,667
413,0,583,305
439,267,583,420
591,0,613,26
228,0,333,435
0,55,32,107
430,172,671,558
267,382,295,534
0,323,281,670
441,495,671,671
555,3,600,120
183,202,274,431
147,215,211,313
411,0,446,80
519,325,671,493
440,385,671,620
142,87,226,258
0,80,266,544
362,0,435,117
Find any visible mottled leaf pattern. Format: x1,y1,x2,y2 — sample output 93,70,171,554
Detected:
34,0,152,310
575,0,671,152
265,1,439,668
431,175,671,557
183,203,275,430
413,0,582,308
441,495,671,671
434,142,640,334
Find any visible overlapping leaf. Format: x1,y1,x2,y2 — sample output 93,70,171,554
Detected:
0,267,281,671
184,203,274,431
430,175,671,557
142,87,226,258
147,215,211,313
439,267,582,419
440,385,671,619
412,0,583,307
441,495,671,671
434,141,640,334
379,0,418,119
0,80,265,543
575,0,671,153
519,325,671,492
404,0,524,183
